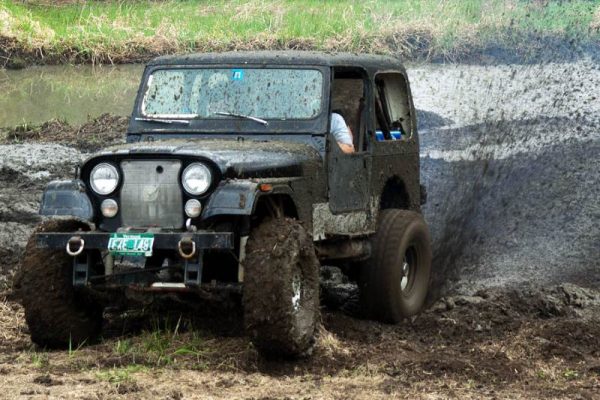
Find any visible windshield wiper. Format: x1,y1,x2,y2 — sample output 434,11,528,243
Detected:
213,111,269,126
135,117,190,125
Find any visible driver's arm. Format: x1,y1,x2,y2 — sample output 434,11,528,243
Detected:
331,113,355,154
338,142,355,154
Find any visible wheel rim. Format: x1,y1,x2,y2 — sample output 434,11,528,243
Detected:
400,246,417,293
292,271,302,311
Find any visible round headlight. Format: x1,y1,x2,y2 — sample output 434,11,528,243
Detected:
90,163,120,195
182,163,212,195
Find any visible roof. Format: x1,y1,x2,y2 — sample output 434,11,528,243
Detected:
147,51,404,70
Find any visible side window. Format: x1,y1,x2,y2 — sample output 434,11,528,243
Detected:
331,67,368,152
374,73,413,141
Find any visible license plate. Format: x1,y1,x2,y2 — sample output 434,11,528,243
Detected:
108,233,154,257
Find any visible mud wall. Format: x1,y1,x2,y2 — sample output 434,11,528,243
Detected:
412,59,600,294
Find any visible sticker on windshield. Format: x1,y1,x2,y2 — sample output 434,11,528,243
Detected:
232,69,244,81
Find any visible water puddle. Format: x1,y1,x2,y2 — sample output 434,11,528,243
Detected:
0,64,143,127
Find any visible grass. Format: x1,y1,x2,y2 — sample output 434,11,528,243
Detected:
138,325,210,367
103,317,212,368
29,351,49,369
68,336,87,358
96,364,146,386
1,0,599,65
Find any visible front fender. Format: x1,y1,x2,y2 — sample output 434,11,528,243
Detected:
39,180,94,221
201,180,259,219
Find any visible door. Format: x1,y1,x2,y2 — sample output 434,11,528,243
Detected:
327,72,371,214
327,135,371,213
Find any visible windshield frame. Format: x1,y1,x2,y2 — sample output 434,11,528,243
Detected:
130,64,331,135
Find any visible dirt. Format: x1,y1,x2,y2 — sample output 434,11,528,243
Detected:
0,113,127,152
1,283,599,399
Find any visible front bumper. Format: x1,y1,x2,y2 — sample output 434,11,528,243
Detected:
36,231,234,251
37,230,234,288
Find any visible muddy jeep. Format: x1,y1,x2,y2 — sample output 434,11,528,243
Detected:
17,51,431,357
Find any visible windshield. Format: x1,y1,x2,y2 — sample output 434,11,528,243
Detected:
141,68,324,120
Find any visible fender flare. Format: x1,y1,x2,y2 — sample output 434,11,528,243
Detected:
201,180,259,219
39,180,95,221
202,180,296,219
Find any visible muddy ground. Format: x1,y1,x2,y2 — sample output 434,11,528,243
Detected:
0,113,128,152
0,282,599,399
0,58,599,398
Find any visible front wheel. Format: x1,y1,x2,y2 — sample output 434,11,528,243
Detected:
14,219,103,348
360,209,432,323
243,217,320,358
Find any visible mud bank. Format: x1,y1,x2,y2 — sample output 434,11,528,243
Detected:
2,28,600,69
1,113,127,151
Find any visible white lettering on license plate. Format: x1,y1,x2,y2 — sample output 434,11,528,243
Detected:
108,234,154,257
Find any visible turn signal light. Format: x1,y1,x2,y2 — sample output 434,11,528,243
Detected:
100,199,119,218
259,183,273,192
185,199,202,218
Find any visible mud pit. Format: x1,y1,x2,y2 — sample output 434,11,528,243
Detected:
0,58,599,398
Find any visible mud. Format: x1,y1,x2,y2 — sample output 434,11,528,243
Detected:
0,115,127,289
0,113,127,152
0,143,84,289
423,124,599,294
408,58,600,296
1,283,599,398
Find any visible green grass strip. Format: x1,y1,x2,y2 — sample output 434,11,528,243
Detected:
1,0,599,64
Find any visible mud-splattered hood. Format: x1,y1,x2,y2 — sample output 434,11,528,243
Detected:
83,139,323,178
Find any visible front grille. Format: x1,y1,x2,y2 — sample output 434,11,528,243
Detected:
120,160,183,229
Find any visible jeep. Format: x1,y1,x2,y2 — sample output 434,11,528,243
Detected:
16,51,431,357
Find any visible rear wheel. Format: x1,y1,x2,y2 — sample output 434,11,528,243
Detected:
243,217,320,358
360,209,432,322
14,219,103,348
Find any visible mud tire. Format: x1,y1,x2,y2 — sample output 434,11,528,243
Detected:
360,209,432,323
14,219,103,348
243,217,320,358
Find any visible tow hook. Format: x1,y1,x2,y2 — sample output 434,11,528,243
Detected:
178,237,196,259
66,236,85,256
185,218,197,232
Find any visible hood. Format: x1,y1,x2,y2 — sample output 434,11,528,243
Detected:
84,138,323,179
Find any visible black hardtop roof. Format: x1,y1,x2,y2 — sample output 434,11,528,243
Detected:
148,51,405,71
